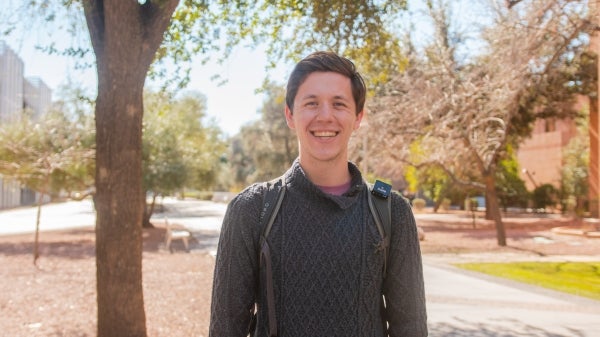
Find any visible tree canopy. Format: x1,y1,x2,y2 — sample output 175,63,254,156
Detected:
0,96,94,264
142,90,226,225
227,81,297,186
367,0,597,245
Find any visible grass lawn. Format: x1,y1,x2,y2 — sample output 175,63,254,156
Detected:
454,261,600,301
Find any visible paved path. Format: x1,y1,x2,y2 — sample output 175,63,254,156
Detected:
0,198,226,235
1,200,599,336
0,199,96,235
424,260,600,336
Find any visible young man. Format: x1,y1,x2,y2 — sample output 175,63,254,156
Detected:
209,51,427,336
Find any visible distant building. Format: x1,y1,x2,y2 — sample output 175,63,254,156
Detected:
0,40,52,209
0,40,25,122
517,118,578,191
24,76,52,119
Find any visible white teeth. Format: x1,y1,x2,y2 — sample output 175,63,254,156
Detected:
313,131,337,137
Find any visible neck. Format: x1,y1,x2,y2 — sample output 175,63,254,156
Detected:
299,156,351,186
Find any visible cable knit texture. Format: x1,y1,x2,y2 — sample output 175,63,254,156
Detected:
209,160,428,337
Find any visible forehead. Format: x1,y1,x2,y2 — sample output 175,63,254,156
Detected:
296,72,353,98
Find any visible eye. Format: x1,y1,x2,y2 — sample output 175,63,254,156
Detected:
305,101,317,107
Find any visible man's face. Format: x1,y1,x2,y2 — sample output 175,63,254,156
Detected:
285,71,363,165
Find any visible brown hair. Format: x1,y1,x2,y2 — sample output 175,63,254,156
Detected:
285,51,366,114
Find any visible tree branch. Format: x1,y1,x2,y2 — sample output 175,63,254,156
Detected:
506,0,523,9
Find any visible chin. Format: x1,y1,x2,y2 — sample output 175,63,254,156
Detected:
310,151,345,163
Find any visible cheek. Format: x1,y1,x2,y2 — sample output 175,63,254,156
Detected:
288,111,314,130
337,112,361,131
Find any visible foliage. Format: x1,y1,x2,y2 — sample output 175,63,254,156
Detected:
143,90,226,196
0,108,94,197
0,99,94,264
253,82,298,180
465,197,479,212
403,138,481,211
226,82,298,186
456,262,600,301
439,198,451,211
531,183,559,210
495,146,529,210
411,198,426,211
559,113,590,215
152,0,410,91
49,81,97,196
368,0,596,245
226,130,258,190
1,0,410,89
405,164,450,211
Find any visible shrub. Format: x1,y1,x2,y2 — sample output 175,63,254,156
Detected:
464,197,478,212
532,184,558,210
412,198,426,211
439,198,451,211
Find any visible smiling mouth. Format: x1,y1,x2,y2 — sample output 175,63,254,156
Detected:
312,131,338,137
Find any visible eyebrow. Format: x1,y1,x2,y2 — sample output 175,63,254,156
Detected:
299,94,350,101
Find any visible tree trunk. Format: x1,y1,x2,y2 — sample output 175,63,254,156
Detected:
432,190,447,213
33,191,44,266
94,55,147,336
83,1,179,336
142,193,157,228
34,171,50,266
484,173,507,246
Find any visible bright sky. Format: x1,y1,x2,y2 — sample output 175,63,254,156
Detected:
3,34,289,136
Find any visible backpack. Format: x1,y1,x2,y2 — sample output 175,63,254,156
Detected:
250,176,392,337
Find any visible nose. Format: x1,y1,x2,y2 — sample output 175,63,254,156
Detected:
316,103,334,121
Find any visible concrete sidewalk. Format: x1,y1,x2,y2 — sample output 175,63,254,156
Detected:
0,199,96,235
0,197,227,236
418,212,600,336
424,258,600,336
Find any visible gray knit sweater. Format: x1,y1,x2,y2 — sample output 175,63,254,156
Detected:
209,161,427,337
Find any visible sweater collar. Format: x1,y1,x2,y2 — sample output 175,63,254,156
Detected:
283,159,366,210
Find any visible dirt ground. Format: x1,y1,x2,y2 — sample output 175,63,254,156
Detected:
0,214,599,337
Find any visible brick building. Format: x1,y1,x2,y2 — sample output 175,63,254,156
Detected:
517,118,578,192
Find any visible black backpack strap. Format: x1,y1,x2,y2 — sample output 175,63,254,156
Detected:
260,177,286,246
256,176,286,337
367,180,392,277
367,179,393,336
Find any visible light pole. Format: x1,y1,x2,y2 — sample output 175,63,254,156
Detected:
522,168,538,189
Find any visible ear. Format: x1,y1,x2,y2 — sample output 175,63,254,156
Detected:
285,105,295,129
353,109,364,130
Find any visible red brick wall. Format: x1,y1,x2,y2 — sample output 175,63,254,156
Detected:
517,119,577,191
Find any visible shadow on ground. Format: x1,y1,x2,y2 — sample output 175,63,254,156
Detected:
0,226,220,259
429,318,585,337
157,203,225,219
0,228,96,259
